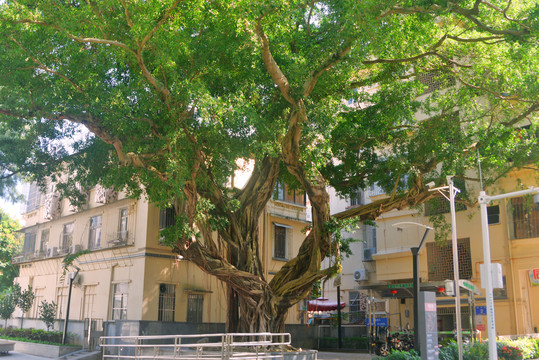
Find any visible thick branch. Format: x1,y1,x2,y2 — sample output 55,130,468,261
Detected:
303,43,353,97
254,20,297,106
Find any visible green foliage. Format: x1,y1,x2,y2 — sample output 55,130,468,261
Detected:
0,327,67,345
0,210,21,292
38,300,57,331
17,285,34,314
375,350,420,360
0,294,16,322
0,0,538,330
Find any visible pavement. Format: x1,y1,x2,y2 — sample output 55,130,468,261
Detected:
317,351,377,360
0,350,100,360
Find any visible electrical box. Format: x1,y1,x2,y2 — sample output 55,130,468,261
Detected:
444,280,455,296
480,263,504,289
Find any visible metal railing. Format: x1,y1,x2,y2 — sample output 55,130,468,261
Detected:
100,332,291,360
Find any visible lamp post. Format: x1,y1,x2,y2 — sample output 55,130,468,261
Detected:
393,222,433,353
478,186,539,360
62,267,80,345
430,176,463,360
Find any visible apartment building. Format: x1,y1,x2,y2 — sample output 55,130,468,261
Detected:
12,180,310,342
326,167,538,337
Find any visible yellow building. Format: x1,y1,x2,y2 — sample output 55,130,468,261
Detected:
328,167,539,337
13,181,310,343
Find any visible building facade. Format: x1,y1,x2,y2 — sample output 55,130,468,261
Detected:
13,180,310,342
325,167,539,337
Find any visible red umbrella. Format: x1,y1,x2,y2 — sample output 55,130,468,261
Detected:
307,297,346,312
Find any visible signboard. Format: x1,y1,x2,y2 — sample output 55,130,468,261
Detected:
419,292,439,360
530,269,539,286
476,306,487,316
366,317,388,327
388,283,414,289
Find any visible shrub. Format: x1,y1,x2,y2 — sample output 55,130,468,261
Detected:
0,327,64,344
497,343,523,360
501,338,538,359
38,300,57,331
375,349,420,360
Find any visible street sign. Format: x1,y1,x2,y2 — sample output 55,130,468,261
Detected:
476,306,487,316
366,318,388,326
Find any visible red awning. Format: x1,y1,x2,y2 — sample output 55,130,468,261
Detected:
307,298,346,312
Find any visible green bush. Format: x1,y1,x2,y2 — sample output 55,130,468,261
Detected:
375,349,420,360
497,342,523,360
0,327,64,344
500,338,539,359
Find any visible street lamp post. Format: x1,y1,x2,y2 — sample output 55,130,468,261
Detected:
478,186,539,360
430,176,463,360
62,267,80,345
393,222,433,353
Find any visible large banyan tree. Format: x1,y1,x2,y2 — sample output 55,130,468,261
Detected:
0,0,538,332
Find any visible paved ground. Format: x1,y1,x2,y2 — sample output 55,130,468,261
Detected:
317,351,377,360
0,352,49,359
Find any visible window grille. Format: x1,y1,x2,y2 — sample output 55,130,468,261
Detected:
187,294,204,323
487,205,500,225
273,225,289,260
83,285,97,319
158,284,175,322
159,207,176,230
512,197,539,239
417,70,456,94
427,238,472,281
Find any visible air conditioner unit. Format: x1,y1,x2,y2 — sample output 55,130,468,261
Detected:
69,244,82,254
353,269,367,281
46,246,58,258
363,248,375,262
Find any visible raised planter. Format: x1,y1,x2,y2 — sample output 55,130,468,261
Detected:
13,340,82,358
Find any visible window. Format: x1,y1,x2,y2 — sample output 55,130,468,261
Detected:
273,224,290,260
88,216,102,250
25,183,41,213
83,285,97,319
158,284,175,322
493,276,507,299
61,223,74,250
487,205,500,225
349,188,362,206
273,182,305,206
348,291,367,324
512,197,539,239
111,283,128,320
32,288,45,318
119,208,128,242
186,294,204,323
23,231,37,254
417,70,456,94
159,207,176,230
39,229,49,254
56,287,68,318
362,222,377,261
427,238,472,281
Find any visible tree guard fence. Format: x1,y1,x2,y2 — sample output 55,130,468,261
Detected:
100,332,291,360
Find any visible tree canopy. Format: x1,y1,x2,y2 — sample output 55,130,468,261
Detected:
0,210,21,292
0,0,537,332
